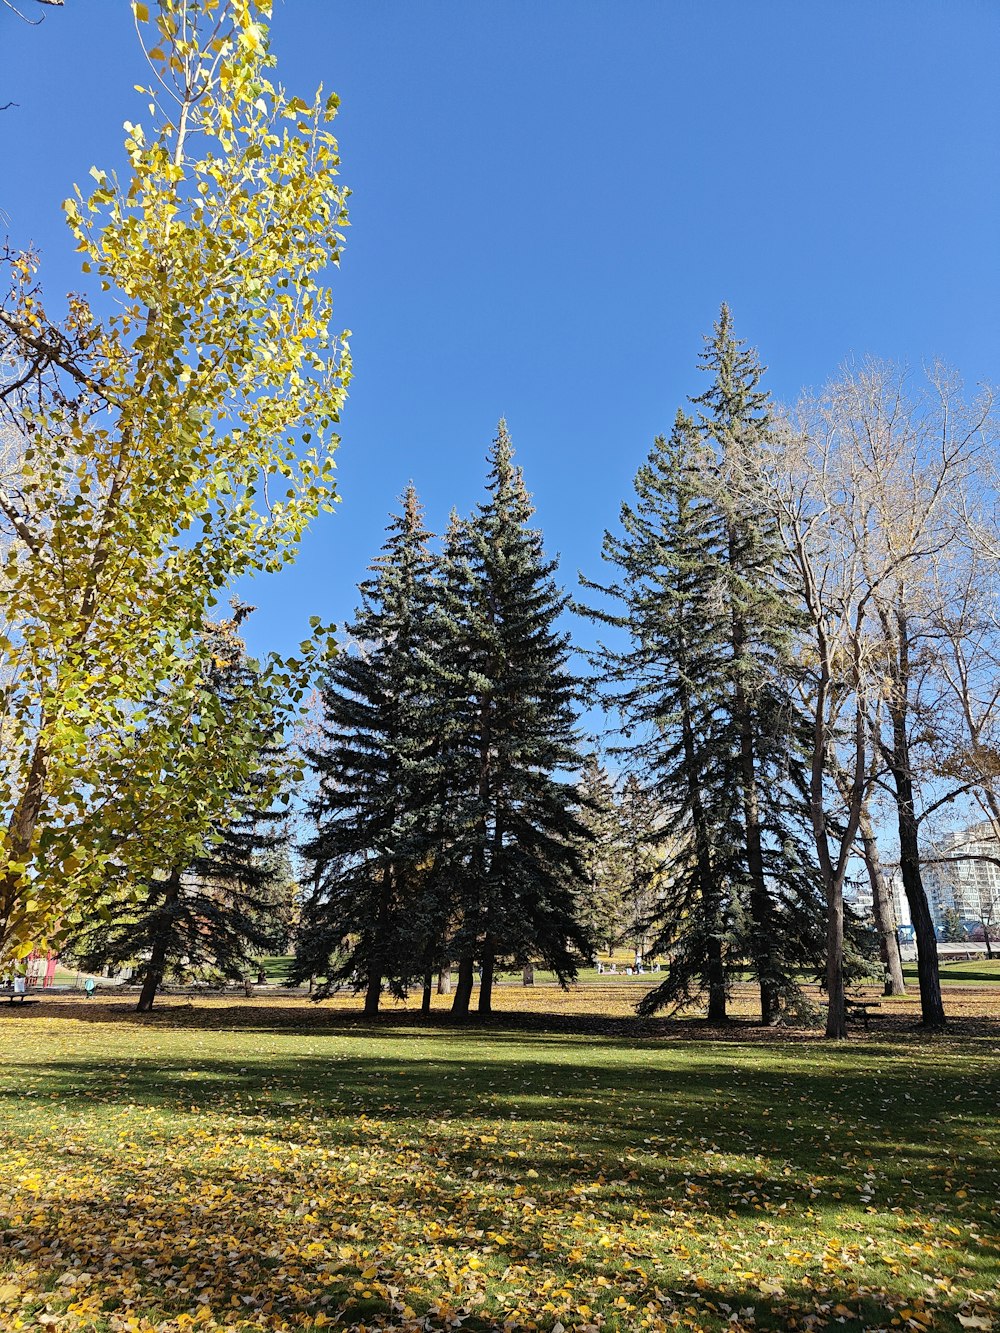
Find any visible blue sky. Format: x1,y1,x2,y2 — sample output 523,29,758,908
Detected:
3,0,999,671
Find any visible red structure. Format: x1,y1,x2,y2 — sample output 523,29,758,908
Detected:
25,951,58,988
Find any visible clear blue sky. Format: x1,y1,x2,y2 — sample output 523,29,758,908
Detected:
3,0,998,668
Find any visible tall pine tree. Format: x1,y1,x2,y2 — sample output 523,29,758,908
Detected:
294,486,443,1014
434,423,593,1015
583,412,741,1019
692,304,822,1023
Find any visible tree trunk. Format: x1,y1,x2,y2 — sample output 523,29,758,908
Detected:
739,716,777,1024
886,708,945,1027
983,925,994,960
857,798,906,995
451,955,474,1016
679,650,728,1022
824,868,847,1038
421,970,433,1014
729,582,778,1026
522,962,534,986
706,933,727,1022
0,738,49,953
478,944,495,1014
363,970,382,1017
437,966,452,995
136,868,181,1013
364,866,395,1018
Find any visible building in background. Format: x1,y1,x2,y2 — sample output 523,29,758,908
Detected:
922,821,1000,936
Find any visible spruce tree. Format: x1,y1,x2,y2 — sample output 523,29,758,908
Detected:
692,304,823,1022
617,773,669,961
582,412,740,1020
435,423,593,1015
575,756,630,957
69,634,292,1012
294,485,443,1014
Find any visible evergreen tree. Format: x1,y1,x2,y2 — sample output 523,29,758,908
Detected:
293,486,443,1014
69,625,292,1012
617,773,670,960
940,907,966,944
575,755,630,956
435,423,594,1015
692,304,823,1022
582,413,741,1020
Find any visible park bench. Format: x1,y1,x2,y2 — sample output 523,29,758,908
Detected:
844,998,880,1030
0,984,39,1006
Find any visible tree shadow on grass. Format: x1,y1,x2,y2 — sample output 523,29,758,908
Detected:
8,996,1000,1043
0,1139,994,1333
1,1035,997,1333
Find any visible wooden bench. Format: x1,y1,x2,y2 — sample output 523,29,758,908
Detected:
844,998,880,1030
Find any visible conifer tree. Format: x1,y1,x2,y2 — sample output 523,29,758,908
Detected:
294,486,442,1014
435,423,593,1015
575,756,630,956
617,773,670,960
69,631,292,1012
692,305,822,1022
583,413,740,1019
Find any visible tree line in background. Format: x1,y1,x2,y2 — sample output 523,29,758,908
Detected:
2,1,999,1036
288,307,999,1038
8,300,1000,1032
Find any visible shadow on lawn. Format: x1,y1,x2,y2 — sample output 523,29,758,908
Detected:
3,1041,998,1185
0,1164,965,1333
7,996,1000,1042
1,1036,998,1332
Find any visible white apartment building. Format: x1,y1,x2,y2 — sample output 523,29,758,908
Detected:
922,820,1000,932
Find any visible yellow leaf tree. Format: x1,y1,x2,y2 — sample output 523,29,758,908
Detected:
0,0,350,960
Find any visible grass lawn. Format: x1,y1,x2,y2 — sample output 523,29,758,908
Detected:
900,960,1000,987
254,954,1000,993
0,993,997,1333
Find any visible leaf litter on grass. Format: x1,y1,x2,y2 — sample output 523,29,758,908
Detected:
0,998,996,1333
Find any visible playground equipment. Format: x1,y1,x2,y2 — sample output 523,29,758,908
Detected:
24,951,58,988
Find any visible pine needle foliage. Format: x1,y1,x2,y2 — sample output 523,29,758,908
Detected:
692,305,824,1022
582,412,741,1019
433,423,594,1015
574,755,631,957
293,485,441,1014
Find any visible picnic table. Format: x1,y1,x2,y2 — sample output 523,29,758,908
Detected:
0,980,39,1006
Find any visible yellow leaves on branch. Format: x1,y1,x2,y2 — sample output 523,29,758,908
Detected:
1,0,350,960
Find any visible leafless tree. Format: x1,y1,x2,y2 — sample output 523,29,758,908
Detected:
771,397,900,1034
1,0,63,20
1,1,65,110
772,363,993,1031
848,363,991,1027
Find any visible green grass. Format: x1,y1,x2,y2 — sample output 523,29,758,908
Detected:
901,958,1000,986
256,953,1000,992
0,1003,997,1333
253,954,296,984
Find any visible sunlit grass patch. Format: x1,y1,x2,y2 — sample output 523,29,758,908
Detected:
0,1000,997,1332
